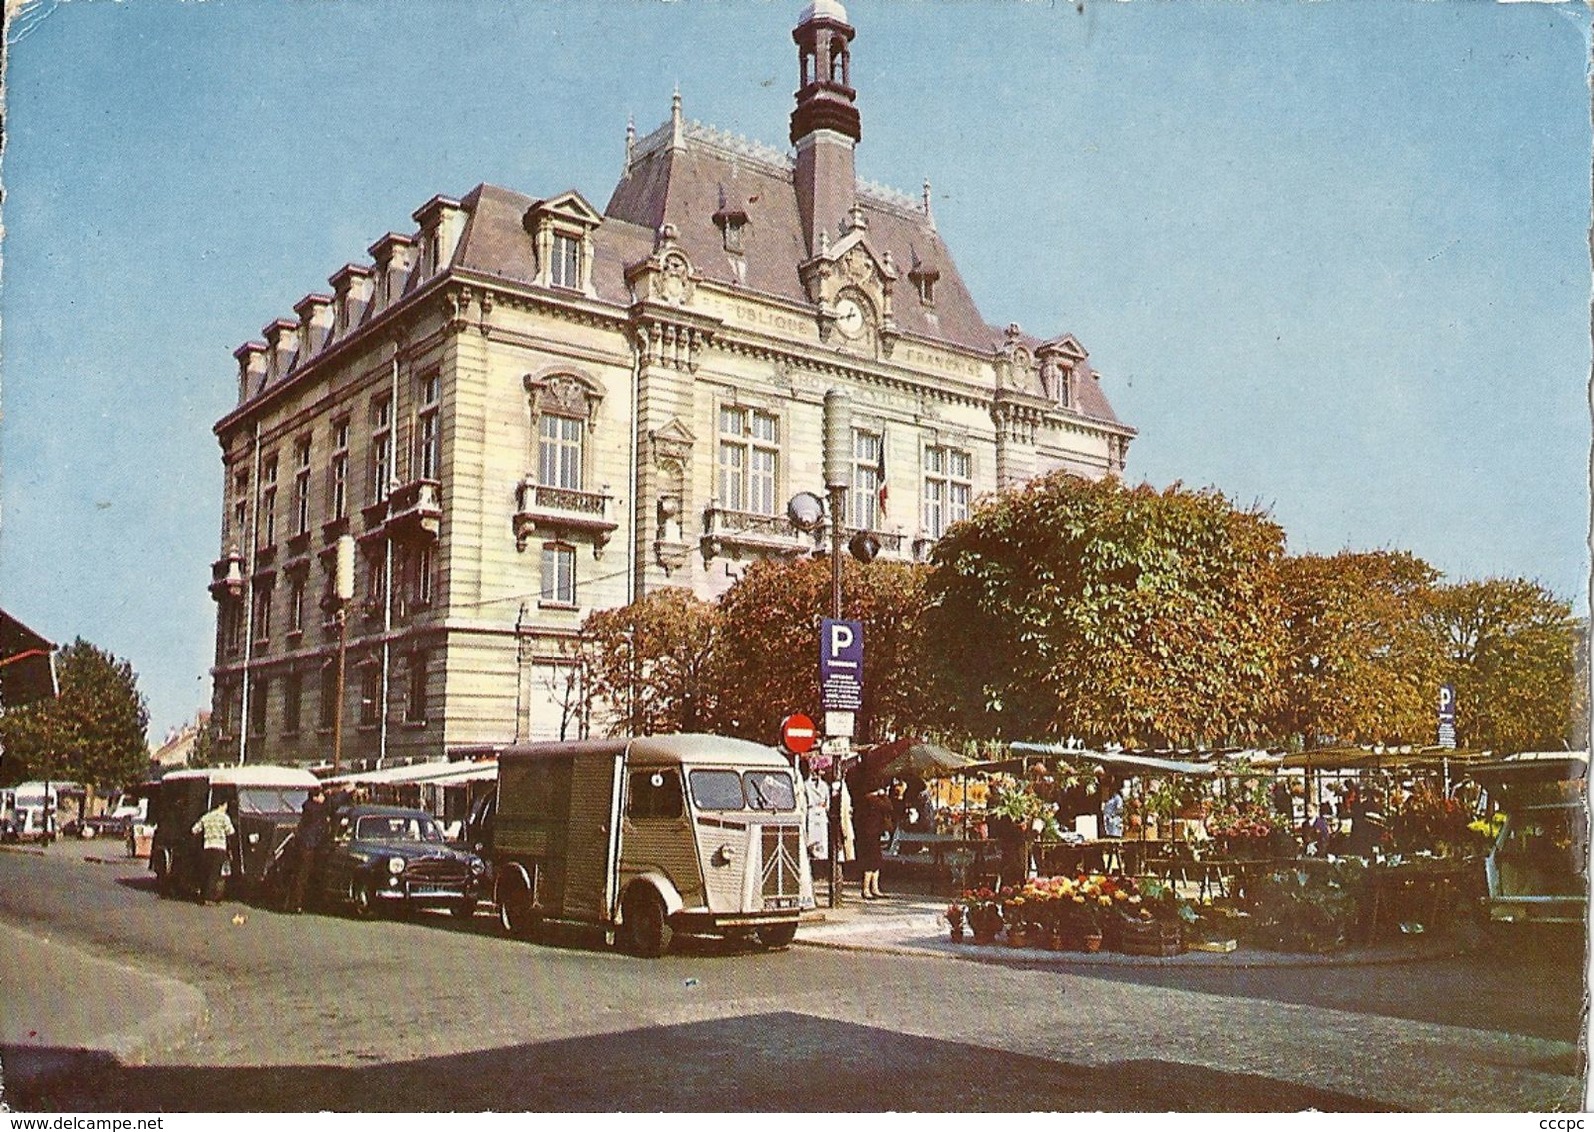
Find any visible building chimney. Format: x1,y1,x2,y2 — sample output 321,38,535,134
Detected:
790,0,860,258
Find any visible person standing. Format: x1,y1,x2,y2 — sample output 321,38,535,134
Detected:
1301,804,1332,856
287,782,329,913
801,761,829,863
854,786,893,900
190,800,235,905
1101,784,1126,839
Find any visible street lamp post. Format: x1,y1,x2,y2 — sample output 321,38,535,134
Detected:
822,388,852,909
331,534,355,776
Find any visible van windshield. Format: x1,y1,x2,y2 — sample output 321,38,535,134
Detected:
688,769,797,813
238,787,311,816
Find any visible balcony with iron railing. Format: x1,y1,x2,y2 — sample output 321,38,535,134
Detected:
513,478,617,554
384,478,443,539
700,503,814,562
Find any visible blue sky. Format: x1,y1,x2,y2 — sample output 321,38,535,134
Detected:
2,0,1589,740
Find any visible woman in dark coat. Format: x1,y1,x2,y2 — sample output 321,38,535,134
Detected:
854,787,893,900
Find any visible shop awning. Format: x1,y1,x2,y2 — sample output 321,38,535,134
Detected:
1008,742,1222,777
861,737,975,782
1279,746,1494,771
327,759,497,787
1467,751,1587,787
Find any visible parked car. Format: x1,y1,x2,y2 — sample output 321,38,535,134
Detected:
311,804,485,918
78,792,148,840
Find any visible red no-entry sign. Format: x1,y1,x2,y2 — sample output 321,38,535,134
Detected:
779,713,818,755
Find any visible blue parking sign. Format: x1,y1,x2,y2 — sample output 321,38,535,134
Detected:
819,619,864,712
1438,683,1456,749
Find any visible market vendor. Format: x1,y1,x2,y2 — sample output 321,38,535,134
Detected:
1101,781,1127,839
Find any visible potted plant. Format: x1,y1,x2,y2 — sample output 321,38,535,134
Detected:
1002,887,1031,946
961,887,1003,944
1064,880,1107,951
944,902,965,942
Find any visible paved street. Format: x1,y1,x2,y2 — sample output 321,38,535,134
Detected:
0,845,1583,1112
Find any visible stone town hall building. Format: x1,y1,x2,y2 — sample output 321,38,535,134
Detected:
208,1,1135,767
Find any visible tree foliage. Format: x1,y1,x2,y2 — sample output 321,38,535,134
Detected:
580,588,719,737
1273,551,1446,747
921,473,1287,746
709,556,929,744
1429,577,1577,752
0,638,149,789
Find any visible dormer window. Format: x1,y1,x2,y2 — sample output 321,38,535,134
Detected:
715,205,749,255
524,191,603,295
551,233,581,290
910,265,939,306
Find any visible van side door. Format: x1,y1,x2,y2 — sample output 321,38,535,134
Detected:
562,751,626,925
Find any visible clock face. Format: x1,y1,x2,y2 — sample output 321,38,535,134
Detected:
834,296,866,339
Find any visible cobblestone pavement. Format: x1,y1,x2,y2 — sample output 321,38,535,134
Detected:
0,845,1583,1112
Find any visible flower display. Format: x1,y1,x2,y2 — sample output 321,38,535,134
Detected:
959,886,1004,939
1389,782,1486,855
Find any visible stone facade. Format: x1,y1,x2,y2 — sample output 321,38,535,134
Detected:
208,1,1134,767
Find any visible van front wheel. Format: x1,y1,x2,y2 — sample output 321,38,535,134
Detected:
620,887,673,958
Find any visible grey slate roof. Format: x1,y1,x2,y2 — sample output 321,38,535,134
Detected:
242,124,1124,432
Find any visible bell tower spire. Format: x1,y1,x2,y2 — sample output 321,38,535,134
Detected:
790,0,860,257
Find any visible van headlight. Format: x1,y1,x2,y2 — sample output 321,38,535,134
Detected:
713,844,735,866
470,859,486,875
387,856,406,875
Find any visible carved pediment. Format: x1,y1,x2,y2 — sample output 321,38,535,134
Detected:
626,224,702,307
524,190,604,232
524,368,605,426
648,418,696,474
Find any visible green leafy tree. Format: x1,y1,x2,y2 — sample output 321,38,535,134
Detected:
0,638,149,789
580,588,720,737
1273,551,1446,747
920,473,1286,747
1429,578,1577,752
710,556,929,744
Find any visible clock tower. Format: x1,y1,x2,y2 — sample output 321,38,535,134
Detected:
791,0,860,258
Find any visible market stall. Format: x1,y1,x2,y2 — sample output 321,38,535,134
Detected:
931,739,1504,955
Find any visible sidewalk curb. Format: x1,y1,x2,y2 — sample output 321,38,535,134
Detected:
0,922,207,1069
794,907,1471,969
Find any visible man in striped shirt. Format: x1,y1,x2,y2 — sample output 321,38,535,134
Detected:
190,801,235,905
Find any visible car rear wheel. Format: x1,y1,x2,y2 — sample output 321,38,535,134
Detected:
498,872,540,940
620,886,673,958
755,921,798,950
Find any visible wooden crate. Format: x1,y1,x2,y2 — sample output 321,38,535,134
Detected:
1117,919,1183,956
